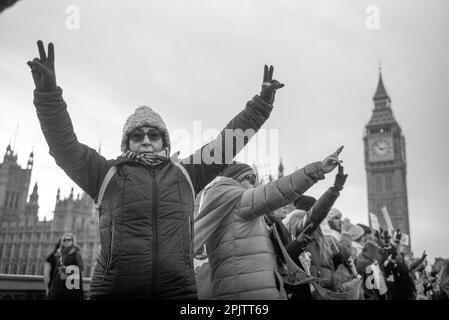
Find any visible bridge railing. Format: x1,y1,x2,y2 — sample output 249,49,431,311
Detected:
0,274,91,300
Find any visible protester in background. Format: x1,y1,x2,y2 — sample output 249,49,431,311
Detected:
434,259,449,300
28,41,283,299
355,224,372,247
281,165,350,299
385,250,427,300
194,148,343,299
43,238,61,298
48,233,84,300
355,240,388,300
283,167,359,298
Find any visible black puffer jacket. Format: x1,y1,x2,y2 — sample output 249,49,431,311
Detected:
33,88,273,299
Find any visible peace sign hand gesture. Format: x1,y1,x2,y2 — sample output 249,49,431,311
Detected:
27,40,57,92
260,65,284,104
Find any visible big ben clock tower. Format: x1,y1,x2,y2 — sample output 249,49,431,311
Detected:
364,69,411,253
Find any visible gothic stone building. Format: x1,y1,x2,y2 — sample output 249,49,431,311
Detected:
0,145,99,276
364,70,411,254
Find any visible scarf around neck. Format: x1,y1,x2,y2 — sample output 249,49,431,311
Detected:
118,148,170,168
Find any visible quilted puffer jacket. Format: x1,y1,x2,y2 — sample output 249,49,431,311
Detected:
196,165,323,299
33,87,273,299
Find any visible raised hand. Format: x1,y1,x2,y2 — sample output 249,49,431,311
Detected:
27,40,57,92
333,165,348,191
260,65,284,104
295,232,316,249
322,145,344,174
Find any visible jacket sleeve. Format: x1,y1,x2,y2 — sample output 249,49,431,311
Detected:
236,164,320,220
181,95,273,195
33,87,111,200
294,187,341,237
285,241,305,266
410,256,425,272
75,251,84,273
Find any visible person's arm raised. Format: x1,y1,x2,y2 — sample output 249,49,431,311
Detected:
181,65,284,195
237,147,344,220
28,41,111,200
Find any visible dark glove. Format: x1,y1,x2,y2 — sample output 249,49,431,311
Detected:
422,250,427,260
259,65,284,104
295,233,316,249
27,40,57,92
333,165,348,191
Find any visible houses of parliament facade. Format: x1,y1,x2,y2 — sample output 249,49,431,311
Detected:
0,146,99,277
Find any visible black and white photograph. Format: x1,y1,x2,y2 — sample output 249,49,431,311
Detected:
0,0,448,310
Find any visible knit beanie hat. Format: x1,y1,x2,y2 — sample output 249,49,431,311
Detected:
345,224,365,241
328,207,342,220
293,195,317,211
120,106,170,153
220,162,254,182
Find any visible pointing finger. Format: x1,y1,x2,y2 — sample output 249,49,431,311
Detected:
332,145,344,156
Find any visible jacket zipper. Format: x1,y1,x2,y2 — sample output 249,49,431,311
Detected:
104,219,115,280
150,167,158,297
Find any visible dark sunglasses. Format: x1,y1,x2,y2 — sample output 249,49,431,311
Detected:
128,129,162,143
243,174,257,186
63,238,73,242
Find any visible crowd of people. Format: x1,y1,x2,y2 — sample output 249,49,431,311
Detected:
192,163,449,300
28,40,448,300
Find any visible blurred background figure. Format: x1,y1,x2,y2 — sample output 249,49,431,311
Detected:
47,233,84,300
43,238,61,298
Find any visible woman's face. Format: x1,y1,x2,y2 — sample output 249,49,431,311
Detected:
62,236,73,248
240,174,257,189
328,214,342,232
128,126,163,153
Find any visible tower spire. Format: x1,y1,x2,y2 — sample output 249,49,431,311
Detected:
29,182,39,204
27,149,34,169
373,69,391,102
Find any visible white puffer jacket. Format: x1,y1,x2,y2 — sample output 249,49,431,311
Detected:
197,164,320,299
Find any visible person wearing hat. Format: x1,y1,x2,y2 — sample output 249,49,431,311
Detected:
282,166,358,297
28,41,283,299
194,147,343,300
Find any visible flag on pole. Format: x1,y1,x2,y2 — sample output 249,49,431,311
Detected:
369,213,380,232
381,206,394,234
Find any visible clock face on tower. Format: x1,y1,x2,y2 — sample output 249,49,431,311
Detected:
369,136,394,162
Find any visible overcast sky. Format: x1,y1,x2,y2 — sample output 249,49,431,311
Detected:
0,0,448,262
